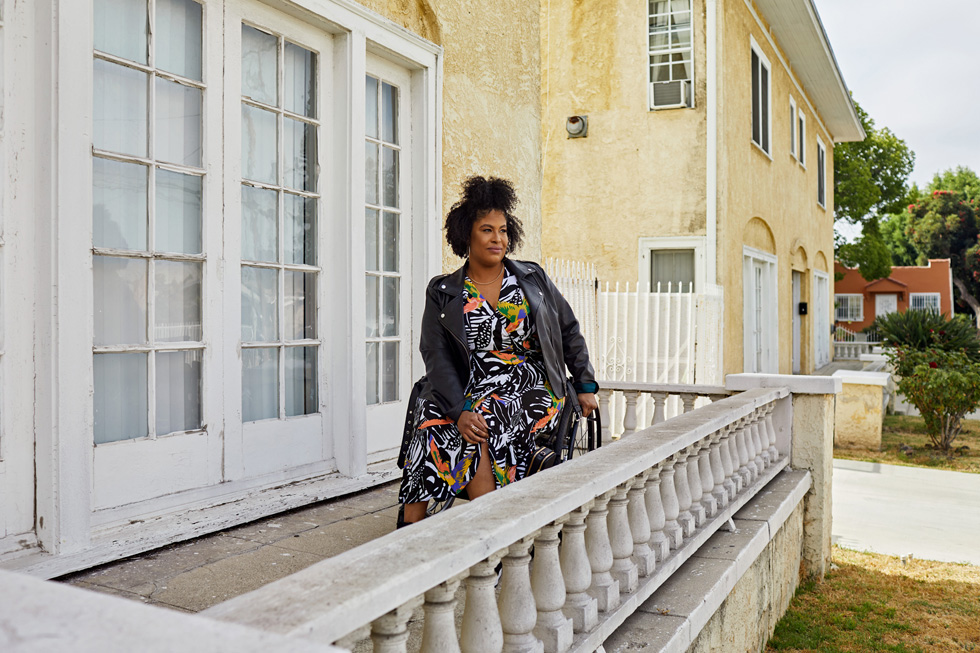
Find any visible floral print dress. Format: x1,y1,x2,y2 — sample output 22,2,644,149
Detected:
398,268,565,504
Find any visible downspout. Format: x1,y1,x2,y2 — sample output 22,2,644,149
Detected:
705,0,718,286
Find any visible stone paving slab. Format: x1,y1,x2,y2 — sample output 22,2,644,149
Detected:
270,511,396,558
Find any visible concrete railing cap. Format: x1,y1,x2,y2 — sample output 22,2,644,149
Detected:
831,370,892,387
726,373,842,395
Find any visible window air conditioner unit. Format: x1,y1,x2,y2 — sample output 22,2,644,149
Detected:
650,80,692,109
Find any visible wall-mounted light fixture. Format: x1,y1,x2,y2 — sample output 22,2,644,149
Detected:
566,115,588,138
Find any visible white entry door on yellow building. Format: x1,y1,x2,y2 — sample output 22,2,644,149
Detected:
875,293,898,318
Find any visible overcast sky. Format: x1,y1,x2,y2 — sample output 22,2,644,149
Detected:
816,0,980,189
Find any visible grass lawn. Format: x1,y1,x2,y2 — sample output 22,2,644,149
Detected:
834,414,980,474
767,547,980,652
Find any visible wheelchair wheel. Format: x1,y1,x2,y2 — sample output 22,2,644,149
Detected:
565,410,601,460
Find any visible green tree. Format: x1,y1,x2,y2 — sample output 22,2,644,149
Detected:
928,166,980,203
836,221,892,281
879,209,918,266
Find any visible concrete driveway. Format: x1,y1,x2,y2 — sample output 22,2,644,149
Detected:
832,458,980,565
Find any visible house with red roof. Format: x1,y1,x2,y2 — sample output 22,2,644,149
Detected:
834,259,955,332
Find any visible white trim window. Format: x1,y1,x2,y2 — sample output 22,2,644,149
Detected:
910,293,941,313
797,110,806,167
816,136,826,208
638,236,705,293
743,247,778,373
750,37,771,155
789,96,797,159
835,294,863,322
648,0,693,109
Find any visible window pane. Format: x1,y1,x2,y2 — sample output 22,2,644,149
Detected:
156,169,203,254
382,341,398,403
651,250,694,292
242,104,278,184
672,28,691,48
241,266,278,342
761,65,769,152
284,193,315,265
382,146,398,208
156,349,202,434
382,276,399,337
284,117,316,192
94,59,148,157
242,347,279,421
365,208,379,271
365,142,379,204
94,0,147,64
94,256,147,346
94,157,147,251
94,353,148,444
751,52,760,145
365,75,378,139
241,185,278,262
651,64,671,83
383,211,398,272
649,30,669,50
284,42,315,118
285,346,317,416
155,260,203,342
156,0,203,81
156,78,202,167
366,342,379,405
365,275,379,337
242,25,277,106
382,82,397,144
284,270,316,340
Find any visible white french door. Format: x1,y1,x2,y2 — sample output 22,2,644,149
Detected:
743,248,778,373
813,271,830,368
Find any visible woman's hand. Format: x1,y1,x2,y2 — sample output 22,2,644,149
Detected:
457,411,489,444
577,392,598,418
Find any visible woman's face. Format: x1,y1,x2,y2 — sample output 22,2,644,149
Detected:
468,210,508,267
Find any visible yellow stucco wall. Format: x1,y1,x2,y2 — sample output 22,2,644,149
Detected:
719,0,836,375
360,0,544,270
834,383,884,450
539,0,708,283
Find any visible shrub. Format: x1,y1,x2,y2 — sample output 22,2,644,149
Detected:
872,310,980,361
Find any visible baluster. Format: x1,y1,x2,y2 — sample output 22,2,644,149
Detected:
644,465,671,562
734,417,753,488
371,600,421,653
597,391,612,444
679,393,697,413
660,457,684,548
673,450,696,537
533,522,573,653
500,535,543,653
743,412,760,481
764,403,780,462
726,424,743,494
422,578,464,653
609,481,638,593
719,424,738,501
685,444,706,527
335,626,370,651
697,438,718,517
709,431,729,509
462,555,505,653
751,413,768,471
651,392,668,425
560,504,598,633
586,491,620,612
621,391,639,436
629,471,656,576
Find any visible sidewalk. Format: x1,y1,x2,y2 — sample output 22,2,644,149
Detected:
832,458,980,565
59,481,402,612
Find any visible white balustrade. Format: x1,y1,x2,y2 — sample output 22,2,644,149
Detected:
422,579,463,653
608,482,638,594
697,438,718,517
371,601,421,653
461,557,504,653
628,472,655,576
621,391,639,437
645,465,671,562
500,535,543,653
709,431,729,509
685,444,707,527
532,523,573,653
673,451,696,537
764,403,780,462
719,425,738,501
586,491,620,612
659,458,684,549
734,417,752,488
559,505,598,633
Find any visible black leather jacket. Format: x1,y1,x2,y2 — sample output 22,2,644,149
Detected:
418,258,598,421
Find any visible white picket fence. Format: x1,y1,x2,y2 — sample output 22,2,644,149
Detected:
546,259,725,433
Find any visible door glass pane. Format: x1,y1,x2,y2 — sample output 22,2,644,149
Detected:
382,341,398,402
284,117,316,192
241,185,278,262
284,42,315,118
242,347,279,421
94,256,147,345
242,104,278,184
382,276,399,337
156,0,203,81
365,75,378,139
365,142,379,204
284,270,315,340
285,346,317,416
365,342,379,404
381,82,397,144
242,25,277,106
94,353,148,444
241,266,278,342
365,275,379,337
365,209,379,271
382,212,399,272
94,0,147,64
156,78,203,167
155,260,203,342
94,158,148,251
284,194,315,265
156,169,203,254
156,349,202,434
94,59,148,157
382,147,398,208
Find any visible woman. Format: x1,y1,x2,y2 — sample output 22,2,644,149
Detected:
398,176,599,525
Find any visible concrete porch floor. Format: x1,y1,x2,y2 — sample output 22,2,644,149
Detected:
59,481,402,613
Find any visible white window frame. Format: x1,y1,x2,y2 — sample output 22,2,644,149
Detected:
835,294,863,322
749,36,771,158
797,110,806,168
813,270,831,369
648,0,694,110
742,246,778,373
789,96,797,159
909,292,941,313
638,236,705,293
816,136,826,208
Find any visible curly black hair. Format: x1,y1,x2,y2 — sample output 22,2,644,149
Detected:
444,176,525,258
